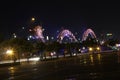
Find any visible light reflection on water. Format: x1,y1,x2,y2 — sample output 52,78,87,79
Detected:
90,54,94,65
117,52,120,63
97,54,101,64
64,72,101,80
88,53,102,65
83,58,87,64
8,76,15,80
3,52,120,80
79,53,102,65
8,66,16,80
8,67,15,74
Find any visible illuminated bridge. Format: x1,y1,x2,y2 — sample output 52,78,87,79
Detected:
57,29,78,43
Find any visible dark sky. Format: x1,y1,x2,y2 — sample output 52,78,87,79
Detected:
0,1,120,39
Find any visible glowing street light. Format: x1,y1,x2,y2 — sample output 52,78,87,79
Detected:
96,47,100,50
89,47,93,51
6,49,13,55
6,49,14,63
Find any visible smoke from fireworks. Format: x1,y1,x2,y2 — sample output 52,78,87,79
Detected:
34,25,45,42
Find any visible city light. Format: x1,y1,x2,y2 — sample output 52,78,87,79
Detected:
46,36,49,40
31,17,35,21
22,27,25,30
6,49,13,55
96,47,100,50
106,33,112,36
89,47,93,51
116,44,120,47
13,33,17,38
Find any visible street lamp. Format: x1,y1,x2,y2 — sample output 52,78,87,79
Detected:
6,49,13,55
6,49,14,63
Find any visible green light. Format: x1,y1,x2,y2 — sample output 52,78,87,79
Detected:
106,33,112,36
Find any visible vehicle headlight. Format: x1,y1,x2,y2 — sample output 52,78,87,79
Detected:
96,47,100,50
89,47,93,51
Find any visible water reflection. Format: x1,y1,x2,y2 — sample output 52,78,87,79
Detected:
90,54,94,65
89,72,100,79
89,53,102,65
8,67,15,74
117,52,120,63
8,76,15,80
8,67,16,80
97,54,101,64
83,58,87,64
65,77,76,80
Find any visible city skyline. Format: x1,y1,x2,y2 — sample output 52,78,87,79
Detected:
0,1,120,39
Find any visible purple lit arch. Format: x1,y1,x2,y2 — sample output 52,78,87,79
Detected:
82,28,96,41
57,29,77,43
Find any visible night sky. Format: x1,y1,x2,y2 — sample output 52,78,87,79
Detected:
0,1,120,39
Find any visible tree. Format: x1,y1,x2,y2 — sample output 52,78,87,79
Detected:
0,38,34,61
33,42,46,60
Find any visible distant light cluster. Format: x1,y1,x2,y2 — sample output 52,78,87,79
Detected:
27,26,97,43
34,26,45,42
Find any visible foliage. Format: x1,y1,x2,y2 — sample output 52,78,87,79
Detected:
0,38,34,59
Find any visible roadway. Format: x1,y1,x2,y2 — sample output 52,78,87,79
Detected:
0,51,120,80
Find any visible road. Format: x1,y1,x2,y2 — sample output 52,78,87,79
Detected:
0,52,120,80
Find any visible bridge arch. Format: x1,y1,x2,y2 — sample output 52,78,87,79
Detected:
57,29,77,43
82,28,96,41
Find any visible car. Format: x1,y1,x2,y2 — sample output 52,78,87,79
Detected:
88,46,101,53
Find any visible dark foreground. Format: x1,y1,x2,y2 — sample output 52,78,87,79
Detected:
0,52,120,80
